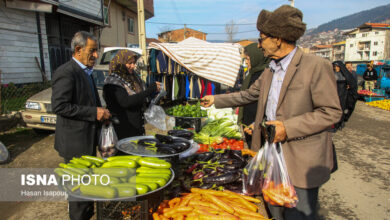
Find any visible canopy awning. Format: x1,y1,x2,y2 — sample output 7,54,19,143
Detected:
149,37,242,87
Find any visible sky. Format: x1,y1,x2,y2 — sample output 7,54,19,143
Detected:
145,0,390,41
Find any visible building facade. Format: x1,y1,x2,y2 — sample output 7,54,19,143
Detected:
158,27,207,43
332,41,345,61
344,23,390,63
310,45,333,60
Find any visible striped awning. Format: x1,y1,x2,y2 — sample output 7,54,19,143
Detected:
149,37,242,87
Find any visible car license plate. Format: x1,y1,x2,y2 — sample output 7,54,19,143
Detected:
41,116,56,124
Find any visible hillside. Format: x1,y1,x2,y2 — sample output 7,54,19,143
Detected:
308,3,390,35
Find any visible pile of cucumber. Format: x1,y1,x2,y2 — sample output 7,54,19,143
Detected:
55,155,173,199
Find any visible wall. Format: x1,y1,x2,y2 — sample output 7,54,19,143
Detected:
0,4,50,84
100,1,138,48
60,0,102,19
345,29,387,62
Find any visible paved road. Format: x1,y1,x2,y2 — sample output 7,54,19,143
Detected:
0,101,389,219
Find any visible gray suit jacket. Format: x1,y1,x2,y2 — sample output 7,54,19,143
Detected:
215,49,342,188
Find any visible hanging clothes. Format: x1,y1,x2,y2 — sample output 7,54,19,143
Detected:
185,75,190,98
206,81,213,95
189,75,194,98
149,49,157,73
211,82,216,95
174,75,180,100
156,51,168,74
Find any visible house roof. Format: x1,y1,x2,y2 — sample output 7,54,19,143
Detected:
333,41,346,46
146,38,161,44
313,45,332,49
359,23,390,28
158,27,207,35
235,40,255,47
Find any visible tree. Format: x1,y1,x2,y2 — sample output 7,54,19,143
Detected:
225,20,238,43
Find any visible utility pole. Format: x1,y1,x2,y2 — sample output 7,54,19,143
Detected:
137,0,148,81
289,0,295,7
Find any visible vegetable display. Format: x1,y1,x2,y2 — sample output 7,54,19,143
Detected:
130,134,192,154
366,99,390,111
194,118,242,145
358,90,379,96
198,138,244,152
184,149,252,193
153,188,268,220
166,102,207,118
55,155,172,199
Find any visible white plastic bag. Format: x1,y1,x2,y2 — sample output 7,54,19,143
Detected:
144,89,167,131
98,123,118,158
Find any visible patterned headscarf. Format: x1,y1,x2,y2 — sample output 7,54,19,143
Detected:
106,50,143,94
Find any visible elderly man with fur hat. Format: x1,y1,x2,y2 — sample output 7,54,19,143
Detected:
201,5,342,220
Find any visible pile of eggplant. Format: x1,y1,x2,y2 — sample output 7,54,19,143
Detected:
184,149,252,193
167,129,194,140
133,134,191,155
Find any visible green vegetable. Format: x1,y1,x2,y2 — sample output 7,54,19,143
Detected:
82,155,105,163
137,173,171,181
92,168,129,178
138,158,171,169
101,160,137,168
71,158,92,167
115,186,137,197
80,185,117,199
166,102,207,118
107,155,142,162
128,176,167,187
136,167,172,175
111,183,149,195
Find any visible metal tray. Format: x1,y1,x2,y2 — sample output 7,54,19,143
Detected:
116,135,195,157
60,168,175,201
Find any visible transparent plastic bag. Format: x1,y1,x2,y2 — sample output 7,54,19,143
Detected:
98,123,118,158
242,146,266,196
262,142,298,208
144,89,167,131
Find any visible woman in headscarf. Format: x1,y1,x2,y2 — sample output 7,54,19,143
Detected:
103,50,161,139
238,43,269,149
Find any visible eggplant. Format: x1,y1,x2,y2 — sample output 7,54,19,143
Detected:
199,182,214,189
203,167,214,174
223,162,244,170
137,138,160,147
202,171,240,184
196,152,214,161
230,150,245,162
157,147,177,154
168,130,194,140
155,134,174,144
193,171,205,180
186,163,199,174
171,142,190,152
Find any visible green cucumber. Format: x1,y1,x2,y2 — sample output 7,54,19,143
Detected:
93,168,129,178
111,183,149,195
137,173,171,180
101,160,137,168
107,155,142,162
128,176,167,187
79,185,117,199
138,158,171,169
114,186,137,197
136,167,171,175
71,158,92,167
81,155,105,164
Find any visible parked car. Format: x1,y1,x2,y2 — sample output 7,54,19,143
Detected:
21,48,141,132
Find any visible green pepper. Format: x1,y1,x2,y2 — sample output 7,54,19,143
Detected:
138,158,171,169
79,185,117,199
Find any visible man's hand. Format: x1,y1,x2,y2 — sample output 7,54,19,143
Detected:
265,120,287,143
97,107,111,121
200,95,214,107
243,123,254,135
156,82,162,92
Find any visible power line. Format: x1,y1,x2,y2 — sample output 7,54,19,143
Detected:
207,30,258,35
146,21,256,26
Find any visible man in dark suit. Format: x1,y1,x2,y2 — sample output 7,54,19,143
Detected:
52,31,111,220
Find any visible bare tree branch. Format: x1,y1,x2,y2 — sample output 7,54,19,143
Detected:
225,20,238,43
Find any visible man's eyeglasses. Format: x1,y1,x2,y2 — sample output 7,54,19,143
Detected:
258,35,271,44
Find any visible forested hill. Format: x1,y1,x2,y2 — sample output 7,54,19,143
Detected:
307,3,390,35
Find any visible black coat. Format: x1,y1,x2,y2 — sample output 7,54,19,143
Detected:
103,83,157,140
51,59,101,160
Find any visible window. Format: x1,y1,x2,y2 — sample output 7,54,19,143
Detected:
375,32,379,35
127,17,134,33
350,44,353,48
103,5,109,25
374,41,378,46
373,51,377,56
362,33,368,37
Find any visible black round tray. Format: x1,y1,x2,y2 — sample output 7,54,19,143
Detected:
116,135,195,158
59,168,175,201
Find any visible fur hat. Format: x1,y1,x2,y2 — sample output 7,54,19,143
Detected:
257,5,306,42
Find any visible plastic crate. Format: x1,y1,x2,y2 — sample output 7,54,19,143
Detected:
372,89,385,96
364,96,385,102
